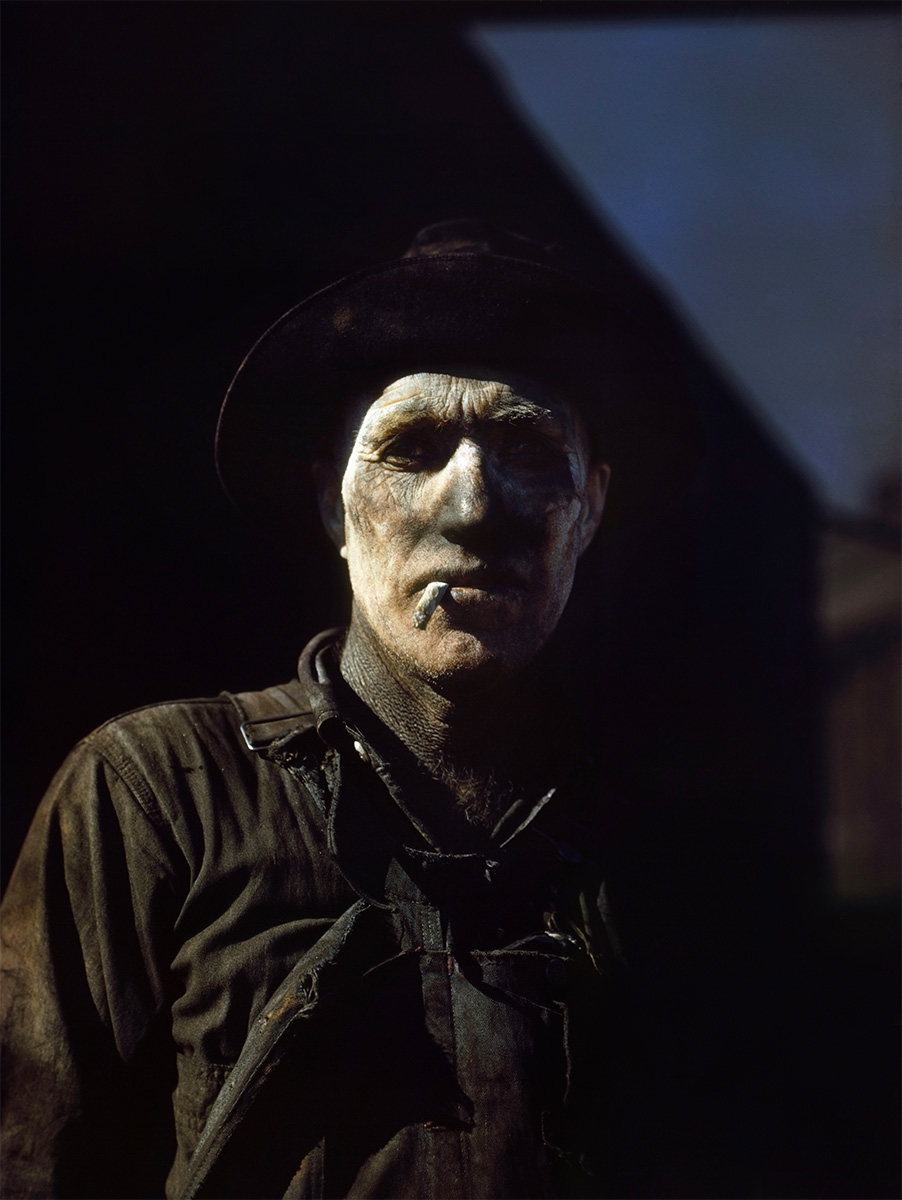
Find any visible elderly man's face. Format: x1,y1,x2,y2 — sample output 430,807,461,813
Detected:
322,373,608,689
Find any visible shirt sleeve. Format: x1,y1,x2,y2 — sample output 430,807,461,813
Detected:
1,737,187,1198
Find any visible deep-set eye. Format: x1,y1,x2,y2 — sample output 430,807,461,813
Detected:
380,431,446,469
510,437,542,455
504,432,559,464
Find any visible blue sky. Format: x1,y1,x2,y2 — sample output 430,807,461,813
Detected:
473,14,899,516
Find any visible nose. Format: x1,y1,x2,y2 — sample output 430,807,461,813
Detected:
434,439,509,548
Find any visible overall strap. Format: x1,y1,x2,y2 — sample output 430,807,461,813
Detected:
177,899,375,1199
178,680,358,1199
227,679,314,752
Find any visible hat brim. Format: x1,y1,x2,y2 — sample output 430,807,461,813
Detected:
215,253,703,541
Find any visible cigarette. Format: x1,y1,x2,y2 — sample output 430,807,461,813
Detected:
412,581,449,629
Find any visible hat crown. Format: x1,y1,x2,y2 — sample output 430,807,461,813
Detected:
403,219,559,270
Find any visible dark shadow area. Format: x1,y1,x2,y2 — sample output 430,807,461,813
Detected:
3,3,898,1197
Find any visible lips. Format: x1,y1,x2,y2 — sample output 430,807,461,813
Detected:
446,584,515,606
412,564,527,595
408,568,526,634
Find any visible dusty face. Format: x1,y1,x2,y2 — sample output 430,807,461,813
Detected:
323,373,609,690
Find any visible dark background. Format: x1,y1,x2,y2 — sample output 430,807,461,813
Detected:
3,4,898,1197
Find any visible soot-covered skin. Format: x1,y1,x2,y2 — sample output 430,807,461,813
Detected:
321,373,609,699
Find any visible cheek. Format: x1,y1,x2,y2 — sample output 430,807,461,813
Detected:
343,474,422,564
539,493,585,564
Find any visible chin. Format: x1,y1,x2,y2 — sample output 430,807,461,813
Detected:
400,626,547,694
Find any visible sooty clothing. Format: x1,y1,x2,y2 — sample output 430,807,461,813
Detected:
1,630,627,1199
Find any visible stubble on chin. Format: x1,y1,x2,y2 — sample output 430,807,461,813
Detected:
398,619,556,698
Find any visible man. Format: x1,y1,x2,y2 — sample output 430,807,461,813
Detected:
1,221,701,1198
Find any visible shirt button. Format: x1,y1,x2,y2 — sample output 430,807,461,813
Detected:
545,958,568,988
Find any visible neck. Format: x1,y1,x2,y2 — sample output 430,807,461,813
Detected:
342,618,536,769
338,616,553,841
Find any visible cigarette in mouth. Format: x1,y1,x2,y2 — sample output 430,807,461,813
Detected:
412,581,450,630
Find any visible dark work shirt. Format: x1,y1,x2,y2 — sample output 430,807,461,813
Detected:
1,631,624,1199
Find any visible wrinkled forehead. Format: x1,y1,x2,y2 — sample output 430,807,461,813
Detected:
337,370,589,456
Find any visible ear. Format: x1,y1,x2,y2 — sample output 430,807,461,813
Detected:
578,462,610,555
312,460,347,558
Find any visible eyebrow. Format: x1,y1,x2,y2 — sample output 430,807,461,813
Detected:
359,397,559,443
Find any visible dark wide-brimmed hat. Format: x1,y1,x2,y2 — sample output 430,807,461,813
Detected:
216,220,703,537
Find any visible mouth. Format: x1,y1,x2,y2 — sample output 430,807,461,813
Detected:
413,564,527,595
410,567,527,631
445,583,517,605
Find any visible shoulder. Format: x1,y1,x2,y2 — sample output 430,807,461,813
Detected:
84,679,311,758
63,680,314,831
